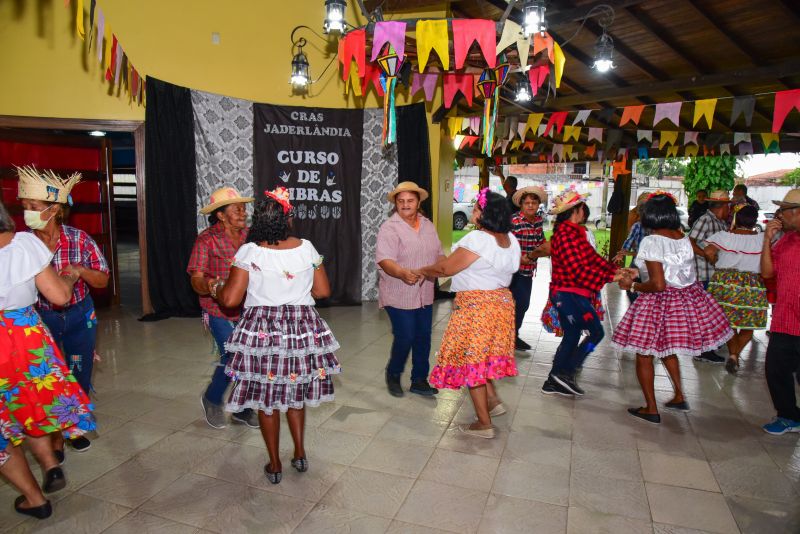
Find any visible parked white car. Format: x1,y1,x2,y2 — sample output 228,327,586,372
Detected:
453,200,473,230
756,209,776,232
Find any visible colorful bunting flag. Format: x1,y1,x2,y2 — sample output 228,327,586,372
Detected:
738,142,754,155
496,20,529,66
76,0,85,39
527,65,549,97
772,89,800,133
693,99,717,128
620,105,645,126
761,133,780,153
665,145,680,157
659,131,679,149
683,131,698,145
637,146,649,160
96,9,104,62
410,72,437,101
371,21,406,63
523,113,544,138
588,127,603,143
452,19,496,69
653,102,681,127
416,20,450,71
447,117,462,138
573,110,591,125
533,33,554,62
730,96,755,127
733,132,751,145
553,42,565,89
720,143,731,155
339,29,366,81
543,111,568,136
605,129,623,151
637,130,652,143
442,73,474,108
684,145,699,157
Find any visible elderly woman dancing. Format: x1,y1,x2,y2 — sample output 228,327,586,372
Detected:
376,182,444,398
0,199,95,519
416,189,520,439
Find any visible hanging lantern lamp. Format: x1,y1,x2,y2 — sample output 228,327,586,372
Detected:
324,0,347,34
477,69,498,157
592,31,615,72
290,43,310,88
522,0,547,37
515,77,532,102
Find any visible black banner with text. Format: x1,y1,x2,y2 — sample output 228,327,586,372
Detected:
253,104,364,305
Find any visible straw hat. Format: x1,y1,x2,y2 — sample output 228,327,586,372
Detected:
388,181,429,203
17,165,81,205
549,190,589,215
199,186,254,214
773,189,800,209
636,191,650,206
707,190,731,202
512,186,548,207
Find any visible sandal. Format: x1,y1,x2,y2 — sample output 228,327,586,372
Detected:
725,357,739,375
291,457,308,473
264,464,282,485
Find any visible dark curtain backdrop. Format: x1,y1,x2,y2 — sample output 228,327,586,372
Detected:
142,78,201,320
396,103,432,215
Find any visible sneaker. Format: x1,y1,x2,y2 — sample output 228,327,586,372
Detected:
693,351,725,364
762,417,800,435
541,379,573,397
515,337,532,351
386,373,404,398
551,373,584,396
409,380,438,397
200,393,227,429
231,409,259,429
68,436,91,452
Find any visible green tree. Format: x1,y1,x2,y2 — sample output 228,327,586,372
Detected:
636,158,689,178
683,155,738,198
782,168,800,186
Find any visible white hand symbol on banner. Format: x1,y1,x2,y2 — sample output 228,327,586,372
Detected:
308,205,318,219
332,206,342,219
320,206,330,219
278,170,291,183
326,171,336,186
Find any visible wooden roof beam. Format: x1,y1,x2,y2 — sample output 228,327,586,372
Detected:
681,0,760,64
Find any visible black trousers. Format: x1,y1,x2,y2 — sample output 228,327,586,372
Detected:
509,272,533,336
765,332,800,422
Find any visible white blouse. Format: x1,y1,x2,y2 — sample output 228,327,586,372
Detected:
450,230,521,292
705,231,764,273
234,240,323,307
635,235,696,288
0,232,53,309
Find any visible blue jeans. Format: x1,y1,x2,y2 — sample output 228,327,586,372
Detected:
549,291,605,377
204,314,236,406
509,272,533,335
39,297,97,395
385,306,433,382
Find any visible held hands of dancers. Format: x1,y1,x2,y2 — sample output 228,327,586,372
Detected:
401,268,422,285
614,268,639,290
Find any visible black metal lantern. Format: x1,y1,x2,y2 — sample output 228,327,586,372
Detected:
291,46,310,88
522,0,547,37
515,77,532,102
323,0,347,34
593,31,615,72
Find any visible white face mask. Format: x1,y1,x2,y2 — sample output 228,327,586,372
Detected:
23,205,56,230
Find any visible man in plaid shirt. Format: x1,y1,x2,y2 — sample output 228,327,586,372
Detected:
688,190,730,364
509,186,548,351
188,187,256,430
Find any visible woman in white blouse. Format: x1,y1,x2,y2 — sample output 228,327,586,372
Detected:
703,205,767,373
613,193,733,424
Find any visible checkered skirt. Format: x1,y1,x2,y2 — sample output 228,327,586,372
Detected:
611,282,733,358
224,305,341,414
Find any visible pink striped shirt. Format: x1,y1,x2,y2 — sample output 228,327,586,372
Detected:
376,213,443,309
771,231,800,336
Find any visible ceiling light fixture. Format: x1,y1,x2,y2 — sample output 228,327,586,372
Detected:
593,31,615,72
514,78,532,102
88,130,106,137
521,0,547,37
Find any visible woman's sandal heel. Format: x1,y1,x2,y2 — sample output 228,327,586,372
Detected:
264,464,282,484
291,457,308,473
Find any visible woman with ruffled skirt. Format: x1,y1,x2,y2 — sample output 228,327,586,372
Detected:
613,193,733,425
416,189,520,439
216,188,340,484
0,200,95,519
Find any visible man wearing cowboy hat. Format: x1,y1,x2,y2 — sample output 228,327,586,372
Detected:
509,185,549,351
760,189,800,435
188,186,258,429
688,190,731,364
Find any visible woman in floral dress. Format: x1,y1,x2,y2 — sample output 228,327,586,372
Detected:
0,200,96,519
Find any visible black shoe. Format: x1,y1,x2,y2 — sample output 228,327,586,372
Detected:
291,457,308,473
69,436,91,452
551,373,584,396
627,407,661,424
231,409,260,429
264,464,282,484
14,496,52,519
386,372,404,398
410,380,438,397
693,351,725,364
515,337,532,351
663,400,691,412
54,448,65,465
42,467,66,493
541,379,573,397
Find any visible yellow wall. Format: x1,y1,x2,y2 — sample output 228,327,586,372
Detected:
0,0,455,238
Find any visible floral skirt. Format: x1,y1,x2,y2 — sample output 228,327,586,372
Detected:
0,306,96,467
541,291,605,337
224,305,341,415
611,283,733,358
429,289,517,389
707,269,768,330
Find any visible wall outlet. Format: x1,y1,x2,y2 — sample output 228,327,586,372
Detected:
211,32,221,45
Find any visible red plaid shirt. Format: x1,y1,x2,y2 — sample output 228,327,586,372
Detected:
187,223,248,319
550,221,617,296
770,231,800,336
511,212,545,277
35,225,109,310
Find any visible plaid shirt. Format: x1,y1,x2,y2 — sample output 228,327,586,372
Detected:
770,231,800,336
36,225,109,310
550,221,617,296
622,222,647,253
688,210,727,282
187,223,248,319
511,212,545,277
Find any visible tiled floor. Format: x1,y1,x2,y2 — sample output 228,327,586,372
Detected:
3,262,800,533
